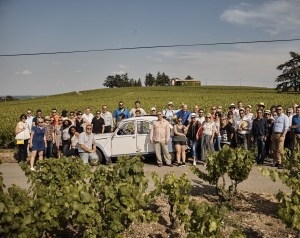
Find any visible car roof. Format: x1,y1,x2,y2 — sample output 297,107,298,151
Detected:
123,115,159,122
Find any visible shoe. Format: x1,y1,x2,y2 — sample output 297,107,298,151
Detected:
196,159,199,164
278,164,285,169
204,163,207,167
266,157,271,162
193,161,196,166
30,167,34,171
167,164,173,167
178,163,182,167
158,163,162,167
182,162,186,167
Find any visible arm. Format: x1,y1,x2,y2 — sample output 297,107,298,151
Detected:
113,117,117,127
150,123,154,143
52,131,55,143
210,125,215,145
83,118,90,125
80,144,93,153
15,123,21,135
174,125,185,136
54,129,56,144
29,131,34,148
102,124,105,134
44,134,47,148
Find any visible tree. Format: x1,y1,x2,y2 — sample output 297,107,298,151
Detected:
137,78,142,86
185,75,193,80
103,75,117,88
121,73,129,87
144,73,155,86
276,51,300,92
4,96,16,101
161,72,170,86
155,71,163,86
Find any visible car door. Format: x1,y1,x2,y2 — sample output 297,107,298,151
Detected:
111,121,137,156
136,121,155,154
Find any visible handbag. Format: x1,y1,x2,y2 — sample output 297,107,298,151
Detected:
17,140,24,144
197,126,203,139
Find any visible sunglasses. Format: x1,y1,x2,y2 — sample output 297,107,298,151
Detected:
59,119,63,121
212,108,216,110
86,128,92,130
199,112,204,113
217,107,222,109
38,122,43,123
240,113,244,114
119,104,124,106
277,109,282,111
178,120,182,122
78,114,83,115
157,114,162,116
206,117,211,119
21,117,26,119
258,112,263,114
27,112,32,114
96,113,101,114
287,111,292,113
52,111,56,113
249,107,252,109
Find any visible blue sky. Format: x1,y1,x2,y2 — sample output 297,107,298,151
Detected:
0,0,300,95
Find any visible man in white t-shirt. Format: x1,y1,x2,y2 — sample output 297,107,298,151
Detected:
187,105,205,126
82,107,94,123
235,108,252,150
129,101,147,117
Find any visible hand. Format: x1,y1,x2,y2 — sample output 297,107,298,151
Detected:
264,136,267,142
289,125,295,129
30,143,33,148
110,128,113,132
165,140,169,145
238,128,243,131
251,136,254,141
45,144,47,148
60,141,62,146
150,140,153,144
271,135,273,141
279,136,285,142
209,139,213,145
53,140,55,144
91,149,96,153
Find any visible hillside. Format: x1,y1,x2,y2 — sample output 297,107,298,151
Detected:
0,86,298,145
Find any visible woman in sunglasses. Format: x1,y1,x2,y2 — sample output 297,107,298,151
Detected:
75,111,90,133
15,114,30,163
173,117,187,167
29,118,46,171
200,113,215,166
213,112,221,152
54,117,63,158
62,119,72,154
69,111,76,126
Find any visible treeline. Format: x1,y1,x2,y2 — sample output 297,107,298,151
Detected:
103,73,142,88
0,96,18,102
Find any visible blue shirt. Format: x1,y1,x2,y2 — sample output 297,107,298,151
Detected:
273,113,289,133
292,115,300,134
112,108,131,122
176,110,191,126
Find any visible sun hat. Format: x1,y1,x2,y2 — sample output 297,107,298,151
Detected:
44,116,51,121
257,102,265,108
167,102,173,106
151,107,156,111
191,113,196,118
63,118,69,121
264,110,271,114
239,120,250,129
228,103,236,109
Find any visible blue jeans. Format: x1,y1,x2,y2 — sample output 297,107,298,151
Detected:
44,141,53,158
190,140,199,158
62,140,69,154
214,137,221,152
254,135,265,164
79,152,98,164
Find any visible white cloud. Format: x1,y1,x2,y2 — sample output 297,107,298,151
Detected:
119,64,128,69
146,56,163,62
52,62,60,65
155,51,176,57
112,71,126,75
15,72,20,74
220,1,300,35
21,70,32,75
76,70,82,73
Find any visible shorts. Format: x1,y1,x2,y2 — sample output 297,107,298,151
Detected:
173,141,186,146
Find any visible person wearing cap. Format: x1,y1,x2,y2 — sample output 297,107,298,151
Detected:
226,104,238,121
61,110,69,120
129,101,147,117
187,105,200,125
284,107,294,155
188,113,201,165
272,105,289,169
251,109,269,165
82,107,94,124
61,118,72,154
290,105,300,153
235,108,252,150
113,101,131,127
44,116,55,158
258,102,265,111
173,104,191,126
32,109,44,127
150,111,173,167
264,110,274,161
163,102,179,124
150,107,156,115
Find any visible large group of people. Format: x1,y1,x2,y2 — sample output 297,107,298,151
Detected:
14,100,300,171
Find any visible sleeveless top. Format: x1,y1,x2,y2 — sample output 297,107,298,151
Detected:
202,122,214,135
214,121,221,137
173,125,186,142
71,135,79,149
15,122,30,140
76,119,84,133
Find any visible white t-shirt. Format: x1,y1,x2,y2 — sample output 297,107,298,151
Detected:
25,116,33,133
202,121,214,136
82,113,94,123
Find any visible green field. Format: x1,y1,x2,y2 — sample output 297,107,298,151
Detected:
0,86,299,145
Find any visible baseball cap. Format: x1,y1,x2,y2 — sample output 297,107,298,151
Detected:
151,107,156,111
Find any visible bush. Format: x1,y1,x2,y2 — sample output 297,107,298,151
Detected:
190,146,255,201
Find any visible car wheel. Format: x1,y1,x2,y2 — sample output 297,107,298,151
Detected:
96,148,103,164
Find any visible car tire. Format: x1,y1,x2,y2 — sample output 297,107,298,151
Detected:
96,148,104,164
